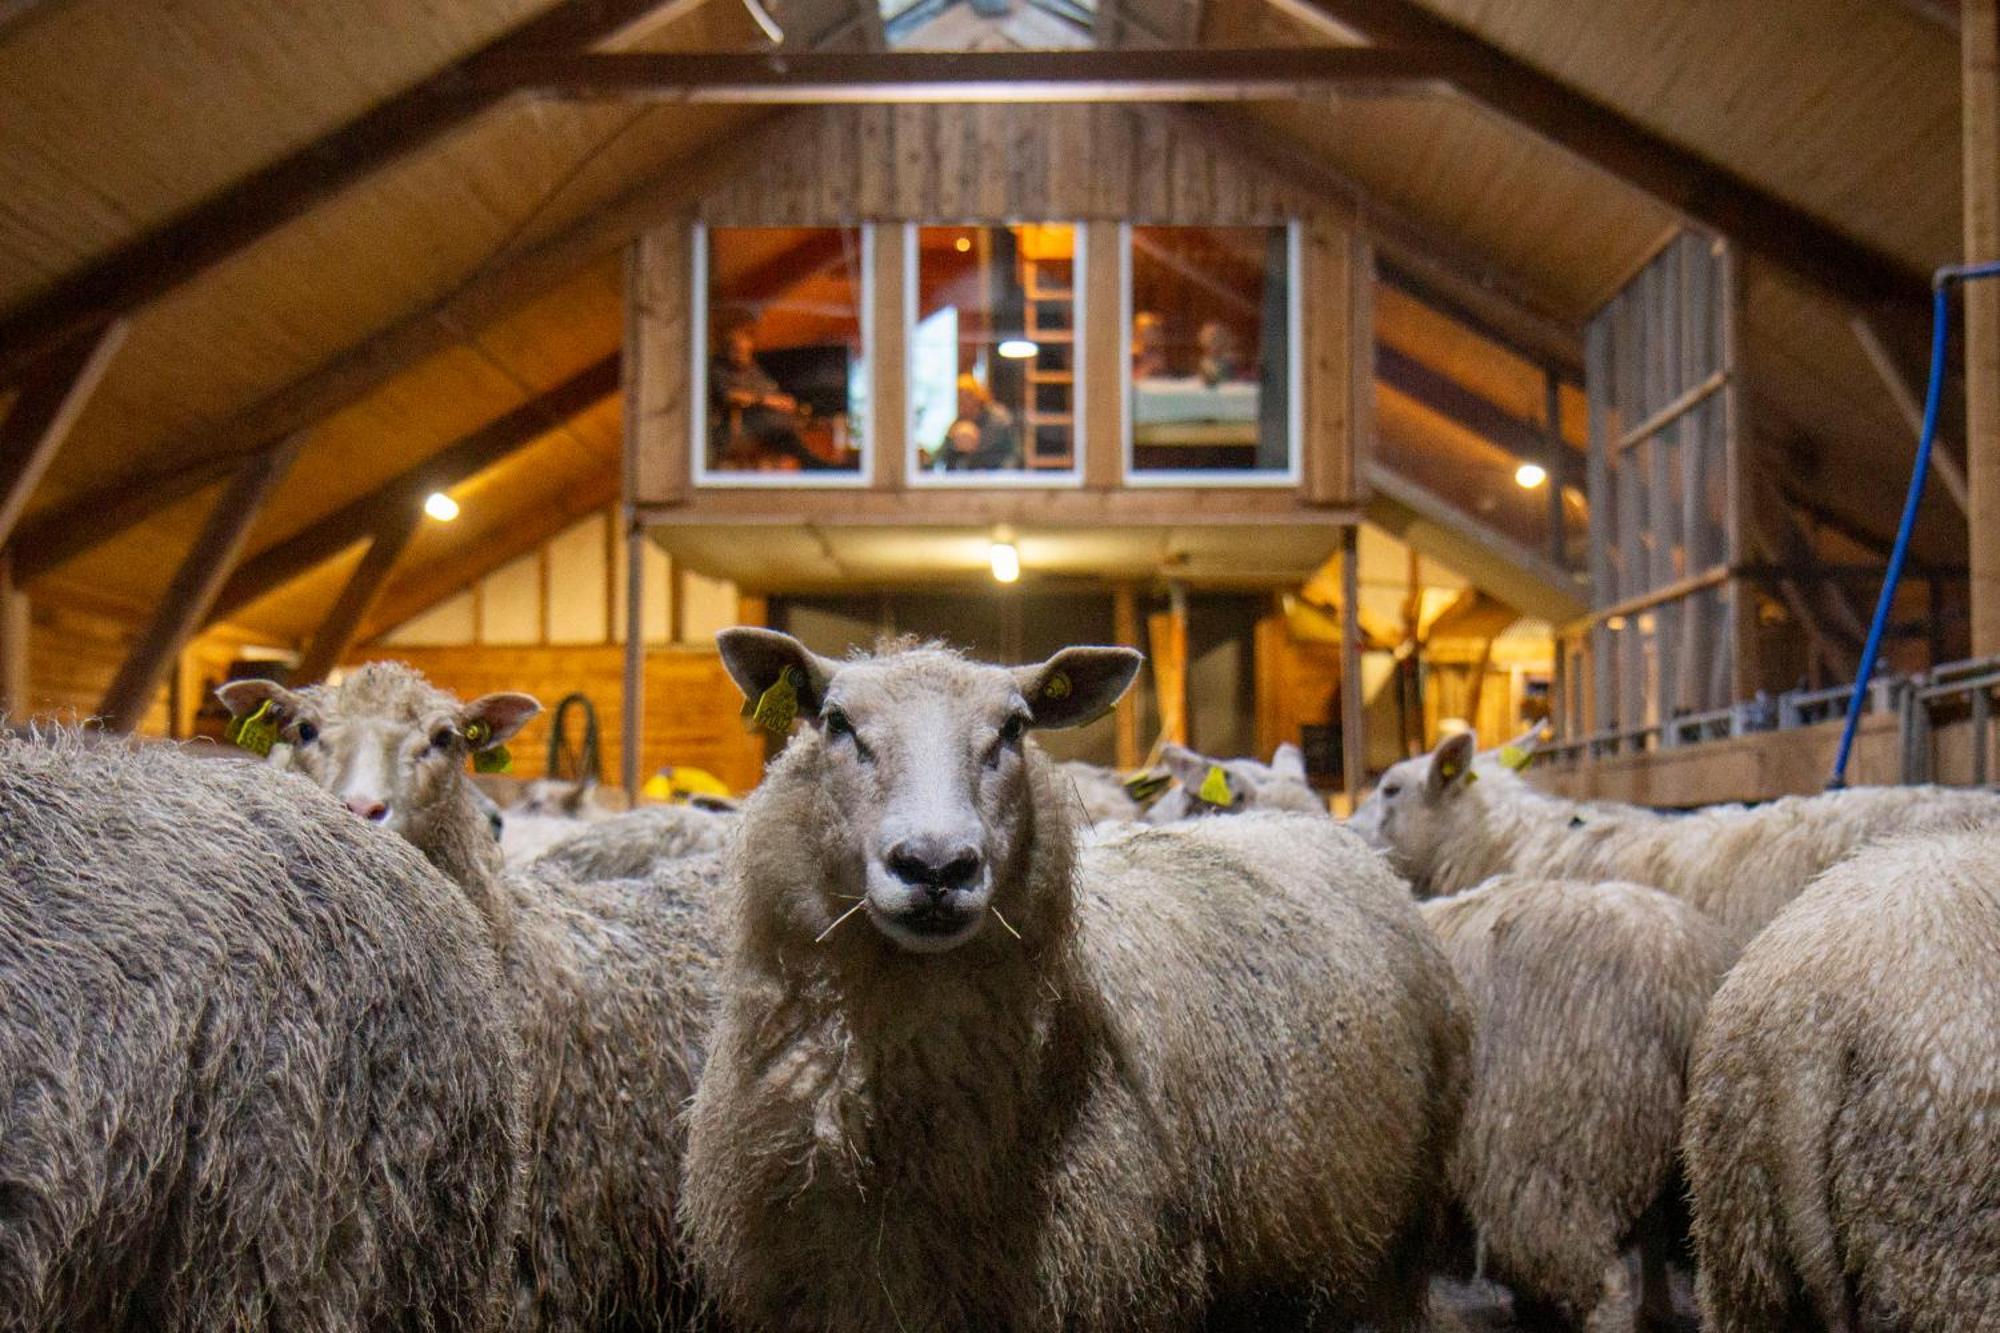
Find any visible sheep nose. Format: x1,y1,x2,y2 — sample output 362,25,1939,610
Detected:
885,838,982,895
347,797,390,823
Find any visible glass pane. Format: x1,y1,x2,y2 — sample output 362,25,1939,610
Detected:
702,227,866,479
1128,225,1291,476
911,224,1079,480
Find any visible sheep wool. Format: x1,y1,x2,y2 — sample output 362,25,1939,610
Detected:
1684,826,2000,1332
1421,876,1735,1329
683,635,1470,1332
525,803,733,882
0,731,523,1332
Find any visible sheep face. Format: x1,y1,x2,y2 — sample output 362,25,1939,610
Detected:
1147,741,1323,822
1347,730,1477,887
718,628,1142,955
219,663,539,841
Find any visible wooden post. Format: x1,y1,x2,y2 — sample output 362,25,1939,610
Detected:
1339,523,1365,804
622,509,646,801
98,432,306,732
1544,369,1567,568
0,549,27,718
292,506,422,684
1147,583,1189,748
0,320,126,550
1112,582,1140,770
1968,0,2000,656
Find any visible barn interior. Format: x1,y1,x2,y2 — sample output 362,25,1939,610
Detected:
1,0,1994,809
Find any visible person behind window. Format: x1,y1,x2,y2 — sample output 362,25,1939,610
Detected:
1132,310,1169,380
926,373,1021,472
1197,320,1246,386
710,318,830,471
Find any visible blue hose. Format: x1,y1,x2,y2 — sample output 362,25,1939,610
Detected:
1828,261,2000,789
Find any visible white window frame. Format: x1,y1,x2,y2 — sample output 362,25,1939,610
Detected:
905,221,1088,490
690,222,876,490
1120,220,1303,489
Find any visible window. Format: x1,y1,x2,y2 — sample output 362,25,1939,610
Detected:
908,223,1083,485
1124,224,1298,483
695,226,869,485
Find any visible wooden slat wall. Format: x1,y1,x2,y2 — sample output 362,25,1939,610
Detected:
345,643,766,794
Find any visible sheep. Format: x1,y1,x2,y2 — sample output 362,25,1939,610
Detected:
219,662,725,1331
500,778,618,864
1142,740,1324,822
1420,875,1735,1331
1054,757,1146,824
682,630,1471,1332
526,803,733,883
1349,729,2000,937
0,729,522,1332
1682,825,2000,1332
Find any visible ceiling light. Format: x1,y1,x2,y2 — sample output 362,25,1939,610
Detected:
424,491,460,522
954,236,972,253
989,541,1021,584
1606,614,1628,632
1514,462,1549,490
997,338,1038,360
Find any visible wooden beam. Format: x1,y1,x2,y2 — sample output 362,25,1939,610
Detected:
208,353,620,626
0,0,702,385
0,549,27,718
1288,0,1931,320
1112,582,1141,770
97,432,307,732
472,46,1457,102
1850,312,1970,516
0,321,125,550
1967,0,2000,655
11,451,237,584
1376,342,1570,471
1339,522,1365,802
293,507,423,684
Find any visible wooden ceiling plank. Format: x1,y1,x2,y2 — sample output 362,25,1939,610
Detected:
208,352,621,627
11,451,237,583
97,431,309,732
0,321,125,550
293,506,423,684
1286,0,1931,320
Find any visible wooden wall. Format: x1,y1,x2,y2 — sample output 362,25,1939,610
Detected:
345,643,766,794
15,598,271,738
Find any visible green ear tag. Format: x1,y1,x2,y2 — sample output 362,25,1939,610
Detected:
1497,743,1533,772
1042,672,1072,700
226,700,279,758
750,667,803,736
1197,764,1233,806
1123,770,1171,803
474,745,512,774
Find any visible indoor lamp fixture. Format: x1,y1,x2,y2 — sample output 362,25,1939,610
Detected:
424,491,460,522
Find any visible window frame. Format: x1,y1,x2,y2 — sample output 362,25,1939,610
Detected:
690,222,877,490
1119,220,1303,489
904,221,1089,491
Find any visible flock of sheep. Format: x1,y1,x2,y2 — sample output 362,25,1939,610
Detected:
0,629,1994,1332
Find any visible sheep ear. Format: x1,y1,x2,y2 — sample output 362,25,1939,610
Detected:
216,678,303,723
1159,742,1212,790
716,628,836,719
1015,646,1143,730
461,693,541,748
1270,742,1307,781
1428,731,1477,797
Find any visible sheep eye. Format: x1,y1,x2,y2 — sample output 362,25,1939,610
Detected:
999,714,1027,746
1382,783,1403,798
430,728,456,751
294,722,319,746
823,708,854,740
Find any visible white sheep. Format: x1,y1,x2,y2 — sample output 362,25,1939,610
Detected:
682,630,1471,1331
1141,740,1323,822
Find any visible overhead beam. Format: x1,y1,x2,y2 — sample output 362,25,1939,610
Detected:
471,46,1455,101
97,432,308,732
17,113,788,586
208,352,620,627
0,321,125,550
1850,312,1970,515
0,0,704,385
1376,342,1577,476
11,450,237,583
293,507,423,684
1286,0,1931,319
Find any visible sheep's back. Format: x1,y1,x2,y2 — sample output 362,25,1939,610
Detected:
1076,813,1469,1315
525,804,732,882
0,735,521,1333
1686,828,2000,1332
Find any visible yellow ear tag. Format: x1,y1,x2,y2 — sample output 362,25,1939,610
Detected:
1498,743,1533,772
226,700,279,758
749,667,803,736
1197,764,1233,806
1042,672,1072,700
474,745,512,774
1123,770,1171,803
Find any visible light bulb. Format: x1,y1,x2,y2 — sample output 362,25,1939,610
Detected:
997,338,1038,360
989,541,1021,584
1514,462,1549,490
424,492,460,522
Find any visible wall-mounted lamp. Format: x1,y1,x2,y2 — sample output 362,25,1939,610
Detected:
989,541,1021,584
1514,462,1549,490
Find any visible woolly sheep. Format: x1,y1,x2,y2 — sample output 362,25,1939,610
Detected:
1054,757,1145,824
1350,730,2000,936
526,803,733,882
1142,740,1323,822
1683,826,2000,1332
1421,876,1735,1330
220,663,725,1330
500,778,617,864
0,731,522,1331
683,630,1471,1331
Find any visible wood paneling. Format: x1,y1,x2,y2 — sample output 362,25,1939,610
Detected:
349,642,766,794
628,226,693,508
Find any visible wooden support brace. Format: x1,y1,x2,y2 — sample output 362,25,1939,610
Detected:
1850,312,1971,516
0,321,127,551
293,506,423,684
0,549,27,718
